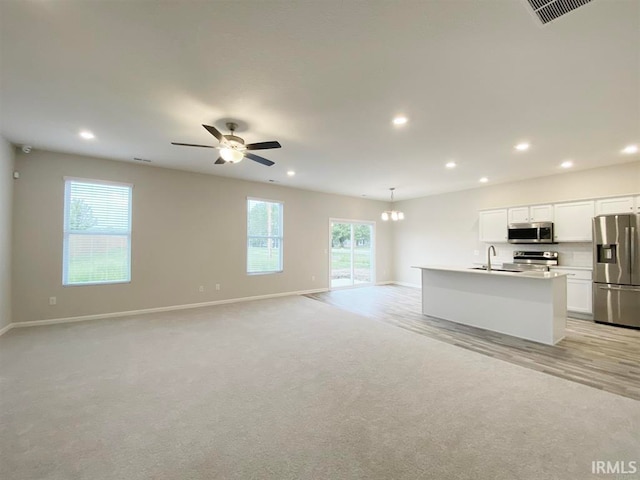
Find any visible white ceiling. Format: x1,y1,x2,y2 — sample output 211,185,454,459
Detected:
1,0,638,201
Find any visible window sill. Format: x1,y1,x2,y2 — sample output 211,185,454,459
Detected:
63,280,131,287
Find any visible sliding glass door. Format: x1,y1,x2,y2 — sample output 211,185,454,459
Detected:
330,220,374,288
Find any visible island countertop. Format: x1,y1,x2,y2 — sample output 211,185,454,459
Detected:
414,265,568,345
412,265,570,280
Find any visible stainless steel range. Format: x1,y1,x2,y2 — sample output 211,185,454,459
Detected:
503,251,558,272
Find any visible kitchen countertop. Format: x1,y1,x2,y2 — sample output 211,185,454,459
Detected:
412,265,570,280
550,265,593,271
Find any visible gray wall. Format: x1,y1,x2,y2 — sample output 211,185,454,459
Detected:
393,161,640,286
0,138,14,330
12,150,393,323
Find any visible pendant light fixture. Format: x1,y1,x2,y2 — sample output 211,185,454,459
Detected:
381,187,404,221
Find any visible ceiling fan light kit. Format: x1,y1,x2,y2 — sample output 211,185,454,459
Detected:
220,146,244,163
381,187,404,222
171,121,281,167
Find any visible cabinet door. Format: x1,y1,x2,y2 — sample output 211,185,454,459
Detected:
553,201,595,242
479,209,508,243
529,204,553,222
567,279,592,314
508,207,529,223
595,197,634,215
636,196,640,213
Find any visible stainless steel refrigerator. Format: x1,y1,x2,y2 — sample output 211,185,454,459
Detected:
593,214,640,328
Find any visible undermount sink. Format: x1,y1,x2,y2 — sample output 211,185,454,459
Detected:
469,267,524,273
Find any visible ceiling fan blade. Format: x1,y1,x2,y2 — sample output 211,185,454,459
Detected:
214,157,226,165
245,152,275,166
171,142,216,148
202,124,223,142
245,141,282,151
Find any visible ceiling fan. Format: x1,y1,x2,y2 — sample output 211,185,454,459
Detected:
171,122,280,166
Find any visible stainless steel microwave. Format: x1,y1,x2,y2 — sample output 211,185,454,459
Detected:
507,222,555,244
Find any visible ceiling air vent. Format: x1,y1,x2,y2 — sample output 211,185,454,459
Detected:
526,0,594,25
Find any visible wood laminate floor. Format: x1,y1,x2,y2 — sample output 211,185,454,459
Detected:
306,285,640,401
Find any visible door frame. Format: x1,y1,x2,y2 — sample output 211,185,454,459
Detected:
328,218,376,290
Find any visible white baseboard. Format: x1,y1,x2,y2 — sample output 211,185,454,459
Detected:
0,322,12,337
393,281,421,289
0,287,330,336
568,311,594,322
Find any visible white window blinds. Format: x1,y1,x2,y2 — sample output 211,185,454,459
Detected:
63,179,132,285
247,198,283,274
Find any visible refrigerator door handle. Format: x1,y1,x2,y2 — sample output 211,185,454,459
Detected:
630,227,636,274
597,285,640,292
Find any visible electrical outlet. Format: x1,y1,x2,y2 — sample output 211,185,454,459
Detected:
311,275,315,281
49,296,57,306
215,284,221,291
198,286,204,292
474,250,479,256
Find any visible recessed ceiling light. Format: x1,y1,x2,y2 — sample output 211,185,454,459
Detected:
79,130,95,140
560,160,573,168
287,170,295,177
479,177,489,183
392,116,408,126
514,143,530,151
621,144,638,154
445,161,456,169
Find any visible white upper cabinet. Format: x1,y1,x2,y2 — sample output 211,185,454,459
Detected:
529,204,553,222
553,201,595,242
508,205,553,223
595,196,635,215
479,209,508,243
508,207,529,223
636,196,640,213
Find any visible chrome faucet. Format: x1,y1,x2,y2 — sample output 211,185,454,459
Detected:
487,245,496,271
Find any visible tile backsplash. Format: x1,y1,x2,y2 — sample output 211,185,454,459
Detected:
559,248,593,267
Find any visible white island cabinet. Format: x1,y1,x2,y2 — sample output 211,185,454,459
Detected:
413,266,568,345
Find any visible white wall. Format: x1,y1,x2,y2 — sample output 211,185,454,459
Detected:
0,137,15,331
12,150,393,323
393,161,640,286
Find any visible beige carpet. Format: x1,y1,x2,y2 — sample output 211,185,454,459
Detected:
1,296,638,480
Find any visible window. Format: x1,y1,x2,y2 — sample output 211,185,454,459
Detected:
63,178,132,285
247,198,283,274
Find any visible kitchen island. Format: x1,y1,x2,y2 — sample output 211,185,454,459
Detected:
412,266,568,345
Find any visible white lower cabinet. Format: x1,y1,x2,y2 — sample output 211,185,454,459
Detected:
552,268,592,314
566,279,592,314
